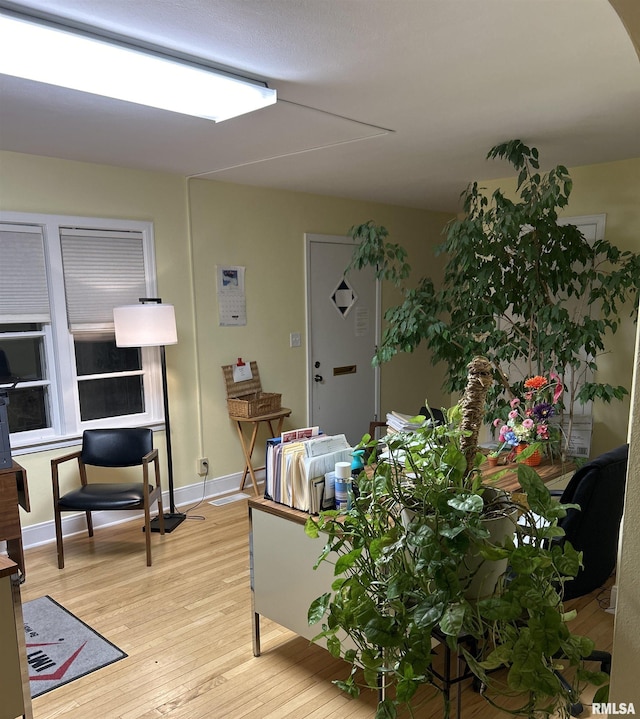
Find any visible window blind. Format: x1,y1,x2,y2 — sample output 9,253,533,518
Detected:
60,228,147,331
0,224,50,323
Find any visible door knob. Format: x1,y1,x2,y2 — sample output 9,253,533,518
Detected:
314,374,323,382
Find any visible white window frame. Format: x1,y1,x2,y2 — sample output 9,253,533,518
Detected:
0,210,164,453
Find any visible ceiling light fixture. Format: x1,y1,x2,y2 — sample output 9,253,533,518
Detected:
0,10,277,122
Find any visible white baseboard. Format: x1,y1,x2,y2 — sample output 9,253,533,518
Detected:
20,468,264,551
606,583,618,614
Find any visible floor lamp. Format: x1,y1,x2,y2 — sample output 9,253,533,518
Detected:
113,297,186,532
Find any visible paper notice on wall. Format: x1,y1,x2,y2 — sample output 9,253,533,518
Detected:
217,265,246,326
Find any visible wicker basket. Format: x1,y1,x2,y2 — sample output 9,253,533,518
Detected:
222,361,282,418
226,392,282,418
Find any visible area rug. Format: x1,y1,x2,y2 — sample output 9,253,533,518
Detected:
22,595,127,698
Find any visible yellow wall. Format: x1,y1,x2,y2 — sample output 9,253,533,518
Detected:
3,150,639,532
0,150,449,528
188,177,452,479
479,157,640,458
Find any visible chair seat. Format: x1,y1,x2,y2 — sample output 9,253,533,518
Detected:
58,483,153,511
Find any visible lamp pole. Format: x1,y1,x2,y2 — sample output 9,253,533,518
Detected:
113,297,185,532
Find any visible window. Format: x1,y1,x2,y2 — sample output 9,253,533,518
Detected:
0,212,162,450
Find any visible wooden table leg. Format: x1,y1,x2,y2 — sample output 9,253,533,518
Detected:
230,410,292,497
235,420,262,496
273,416,286,437
235,422,251,490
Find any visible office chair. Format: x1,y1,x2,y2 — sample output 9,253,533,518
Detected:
51,428,165,568
556,443,628,601
552,443,628,715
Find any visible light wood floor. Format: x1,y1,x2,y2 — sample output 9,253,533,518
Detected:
19,497,613,719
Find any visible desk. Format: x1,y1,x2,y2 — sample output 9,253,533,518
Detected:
248,497,357,659
364,458,574,494
481,457,575,493
0,461,30,580
248,497,474,719
229,408,291,496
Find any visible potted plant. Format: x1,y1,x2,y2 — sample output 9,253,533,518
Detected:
347,140,640,458
306,357,607,718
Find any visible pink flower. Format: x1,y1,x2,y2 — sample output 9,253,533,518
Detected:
493,418,503,427
508,410,518,420
510,398,520,409
551,376,564,404
522,418,534,430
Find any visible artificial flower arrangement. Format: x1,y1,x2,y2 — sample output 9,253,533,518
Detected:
492,374,564,461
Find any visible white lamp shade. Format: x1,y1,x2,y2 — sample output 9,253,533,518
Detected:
114,304,178,347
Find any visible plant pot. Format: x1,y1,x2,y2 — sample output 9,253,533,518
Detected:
487,456,499,467
400,488,517,601
462,487,518,600
516,444,541,466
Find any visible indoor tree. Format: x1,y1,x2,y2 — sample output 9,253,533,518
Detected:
348,140,640,455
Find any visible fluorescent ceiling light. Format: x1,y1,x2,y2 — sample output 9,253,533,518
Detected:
0,12,277,122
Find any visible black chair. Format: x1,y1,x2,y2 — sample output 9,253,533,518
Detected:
556,443,628,601
552,444,628,715
51,428,165,568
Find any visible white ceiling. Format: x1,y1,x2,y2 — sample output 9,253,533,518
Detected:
1,0,639,212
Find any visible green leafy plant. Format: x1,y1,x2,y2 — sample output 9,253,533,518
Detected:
347,140,640,457
306,358,608,718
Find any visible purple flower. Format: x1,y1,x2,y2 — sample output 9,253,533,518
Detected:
532,402,554,420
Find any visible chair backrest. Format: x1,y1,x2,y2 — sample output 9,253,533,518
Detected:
418,406,446,426
81,428,153,468
558,444,628,600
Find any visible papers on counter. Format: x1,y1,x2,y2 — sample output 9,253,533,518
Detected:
265,432,353,514
385,411,428,433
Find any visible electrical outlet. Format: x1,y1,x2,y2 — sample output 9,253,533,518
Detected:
290,332,301,348
197,457,209,476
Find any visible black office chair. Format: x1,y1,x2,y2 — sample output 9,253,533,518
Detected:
51,428,165,568
556,443,628,601
552,444,628,715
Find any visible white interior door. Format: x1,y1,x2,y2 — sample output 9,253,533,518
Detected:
305,234,380,446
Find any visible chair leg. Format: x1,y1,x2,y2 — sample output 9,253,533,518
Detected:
54,505,65,569
144,501,152,566
86,510,94,536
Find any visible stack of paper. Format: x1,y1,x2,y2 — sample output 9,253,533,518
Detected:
264,431,352,513
385,411,427,433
